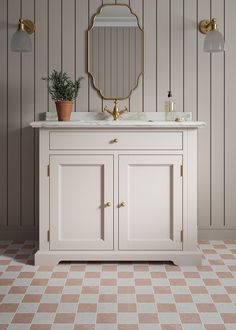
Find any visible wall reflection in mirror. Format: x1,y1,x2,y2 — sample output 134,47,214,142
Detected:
88,5,144,100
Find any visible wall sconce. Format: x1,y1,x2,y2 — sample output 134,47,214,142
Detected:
11,19,36,52
199,18,225,53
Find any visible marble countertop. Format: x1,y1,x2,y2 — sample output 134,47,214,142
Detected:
30,111,206,129
30,120,206,129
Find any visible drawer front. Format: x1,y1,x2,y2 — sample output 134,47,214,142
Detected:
50,131,183,150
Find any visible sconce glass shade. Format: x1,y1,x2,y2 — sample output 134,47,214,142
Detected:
203,30,225,53
11,29,32,52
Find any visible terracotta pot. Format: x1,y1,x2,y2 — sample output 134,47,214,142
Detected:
55,101,73,121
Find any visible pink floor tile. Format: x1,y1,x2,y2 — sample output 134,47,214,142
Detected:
136,294,155,303
96,312,117,323
0,303,18,312
118,286,135,294
99,294,117,302
12,313,34,324
221,313,236,323
60,294,80,302
118,325,138,330
54,313,75,323
78,303,97,312
157,303,177,312
138,313,159,323
37,303,58,312
204,326,226,330
196,303,217,312
30,325,52,330
9,286,27,294
180,313,201,324
118,303,137,312
74,326,95,330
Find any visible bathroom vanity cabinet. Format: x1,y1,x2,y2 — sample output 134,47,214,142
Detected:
31,120,205,265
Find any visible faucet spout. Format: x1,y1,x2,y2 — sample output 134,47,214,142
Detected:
103,100,128,121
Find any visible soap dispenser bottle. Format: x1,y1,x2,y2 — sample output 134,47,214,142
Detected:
164,91,175,121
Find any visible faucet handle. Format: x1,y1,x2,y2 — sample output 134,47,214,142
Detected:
103,106,112,116
120,106,128,115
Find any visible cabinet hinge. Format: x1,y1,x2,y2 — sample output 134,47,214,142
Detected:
47,230,50,242
181,230,183,242
180,165,183,177
47,165,50,177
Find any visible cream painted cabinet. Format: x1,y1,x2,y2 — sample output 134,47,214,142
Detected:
31,122,204,266
50,154,113,250
118,155,182,251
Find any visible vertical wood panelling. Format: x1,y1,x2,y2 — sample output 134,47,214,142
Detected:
197,0,211,228
0,0,8,228
129,0,143,112
62,0,75,112
7,0,21,228
225,0,236,228
123,26,130,103
211,0,225,227
111,27,117,97
98,27,105,94
117,0,129,111
171,0,184,112
76,0,89,112
184,0,197,119
35,0,48,118
102,0,115,111
21,0,35,227
117,27,123,98
104,27,111,98
34,0,48,228
91,28,99,89
143,0,156,112
129,27,136,91
48,0,61,112
156,0,170,112
89,0,103,112
0,0,235,238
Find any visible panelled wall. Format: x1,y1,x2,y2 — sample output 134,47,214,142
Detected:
0,0,236,239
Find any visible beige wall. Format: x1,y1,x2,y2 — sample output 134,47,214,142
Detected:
0,0,236,240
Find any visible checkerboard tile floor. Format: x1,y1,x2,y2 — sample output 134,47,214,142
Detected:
0,240,236,329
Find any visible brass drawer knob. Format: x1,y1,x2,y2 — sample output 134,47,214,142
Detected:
111,138,118,143
105,202,111,207
120,202,126,207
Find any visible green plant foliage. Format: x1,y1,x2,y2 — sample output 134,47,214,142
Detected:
42,70,84,101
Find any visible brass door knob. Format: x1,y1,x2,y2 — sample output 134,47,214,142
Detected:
120,202,126,207
105,202,111,207
111,138,118,143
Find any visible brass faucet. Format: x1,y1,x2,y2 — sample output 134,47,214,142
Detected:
103,100,128,121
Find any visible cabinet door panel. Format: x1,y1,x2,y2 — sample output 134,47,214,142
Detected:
50,155,113,250
119,155,182,250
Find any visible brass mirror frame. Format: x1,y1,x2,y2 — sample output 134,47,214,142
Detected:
88,4,144,100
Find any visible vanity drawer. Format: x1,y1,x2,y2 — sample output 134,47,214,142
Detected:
49,131,183,150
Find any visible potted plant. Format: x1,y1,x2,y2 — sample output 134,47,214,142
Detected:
42,70,83,121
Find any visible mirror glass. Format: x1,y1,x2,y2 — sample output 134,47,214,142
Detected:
88,5,144,100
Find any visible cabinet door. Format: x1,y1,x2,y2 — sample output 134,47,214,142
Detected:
50,155,113,250
119,155,182,250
